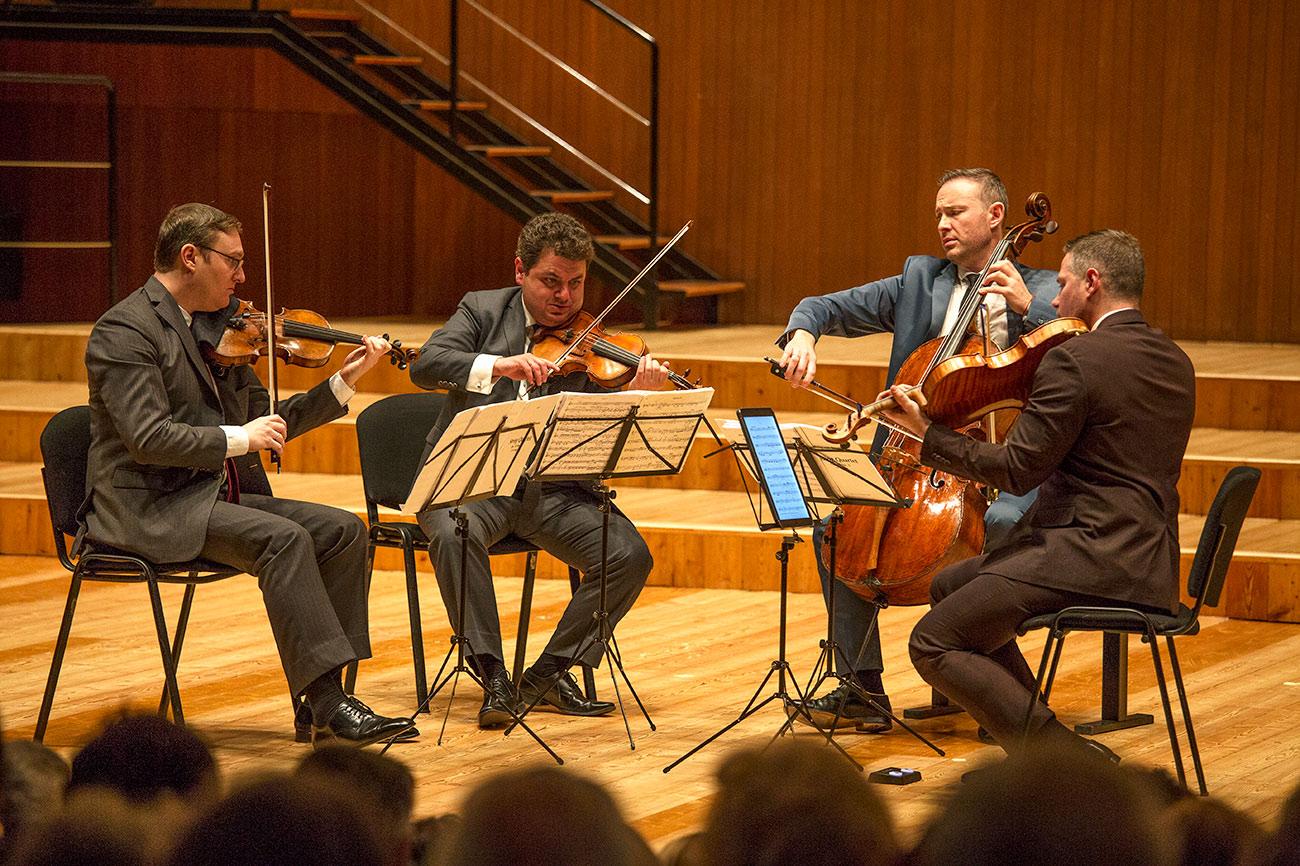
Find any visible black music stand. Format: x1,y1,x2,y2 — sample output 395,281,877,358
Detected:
784,435,945,762
388,398,563,762
506,388,716,750
664,410,860,773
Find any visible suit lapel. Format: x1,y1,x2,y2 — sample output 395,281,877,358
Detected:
929,261,958,337
144,277,221,401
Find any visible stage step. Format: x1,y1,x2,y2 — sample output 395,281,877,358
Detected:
352,55,423,67
1,466,1294,618
466,145,553,158
528,189,616,204
593,235,673,251
404,99,489,113
5,324,1293,432
289,8,363,22
657,280,746,298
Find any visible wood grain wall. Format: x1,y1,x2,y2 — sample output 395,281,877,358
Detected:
3,0,1298,341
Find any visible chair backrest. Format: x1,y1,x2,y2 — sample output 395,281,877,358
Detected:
1186,465,1261,611
355,393,447,511
39,405,92,540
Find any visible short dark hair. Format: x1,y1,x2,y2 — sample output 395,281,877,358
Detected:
69,712,216,804
938,167,1009,210
296,746,414,852
1063,229,1145,301
515,212,593,271
702,740,897,866
154,203,242,272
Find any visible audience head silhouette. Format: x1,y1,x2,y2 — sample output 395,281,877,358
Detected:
68,713,216,805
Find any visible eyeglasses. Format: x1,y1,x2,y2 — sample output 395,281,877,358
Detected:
195,244,246,273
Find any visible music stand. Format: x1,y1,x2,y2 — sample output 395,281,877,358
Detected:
391,395,564,762
664,409,861,773
506,387,715,750
783,432,945,761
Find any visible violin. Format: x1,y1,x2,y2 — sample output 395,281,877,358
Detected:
200,298,419,370
532,309,699,391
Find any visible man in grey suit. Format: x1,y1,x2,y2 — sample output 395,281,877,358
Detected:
884,229,1195,757
410,213,670,728
82,202,414,746
776,168,1059,733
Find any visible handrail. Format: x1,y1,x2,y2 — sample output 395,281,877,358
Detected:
444,0,660,252
0,71,117,307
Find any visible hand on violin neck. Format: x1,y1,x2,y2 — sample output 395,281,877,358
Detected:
778,330,818,388
244,414,287,457
494,353,559,387
879,384,931,440
338,336,394,387
626,353,670,391
978,260,1033,315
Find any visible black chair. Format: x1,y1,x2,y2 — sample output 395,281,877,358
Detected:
350,392,594,706
34,406,240,742
1017,465,1261,795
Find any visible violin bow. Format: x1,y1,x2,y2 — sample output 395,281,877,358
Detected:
548,220,693,370
262,182,281,473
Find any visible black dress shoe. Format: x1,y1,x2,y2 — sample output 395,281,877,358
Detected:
1084,737,1121,764
519,668,615,717
312,696,418,748
296,698,417,744
787,683,892,734
478,669,524,729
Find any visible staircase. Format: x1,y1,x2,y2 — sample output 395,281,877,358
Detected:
0,2,746,327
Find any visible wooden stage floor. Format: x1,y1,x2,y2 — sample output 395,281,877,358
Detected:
3,554,1299,848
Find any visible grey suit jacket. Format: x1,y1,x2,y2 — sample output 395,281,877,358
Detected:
409,286,603,466
81,278,347,562
921,309,1196,612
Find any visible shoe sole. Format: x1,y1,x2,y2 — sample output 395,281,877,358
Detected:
477,708,516,729
311,721,419,749
788,704,893,734
519,693,616,717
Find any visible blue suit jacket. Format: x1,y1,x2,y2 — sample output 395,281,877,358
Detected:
778,255,1058,455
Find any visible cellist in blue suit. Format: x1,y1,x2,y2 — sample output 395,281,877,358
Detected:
775,168,1059,733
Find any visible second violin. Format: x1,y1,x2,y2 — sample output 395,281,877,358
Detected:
531,309,700,391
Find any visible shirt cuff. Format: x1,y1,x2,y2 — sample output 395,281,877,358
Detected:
329,371,355,406
222,425,250,458
467,353,501,394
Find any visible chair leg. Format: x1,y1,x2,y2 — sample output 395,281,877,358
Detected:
347,541,382,695
569,566,597,700
403,540,428,706
1022,628,1062,744
513,551,539,686
1042,632,1067,704
1145,626,1187,789
1166,637,1208,795
147,577,185,726
159,583,197,718
34,575,82,743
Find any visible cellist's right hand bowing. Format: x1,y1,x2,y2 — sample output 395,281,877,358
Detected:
780,329,818,388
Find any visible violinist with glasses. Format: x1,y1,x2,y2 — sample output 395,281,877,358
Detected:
774,168,1060,733
409,212,670,728
81,202,415,746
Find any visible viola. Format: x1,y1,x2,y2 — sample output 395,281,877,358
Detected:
532,309,699,390
200,298,418,370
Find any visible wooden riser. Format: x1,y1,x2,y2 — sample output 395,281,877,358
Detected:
2,486,1296,621
5,328,1297,431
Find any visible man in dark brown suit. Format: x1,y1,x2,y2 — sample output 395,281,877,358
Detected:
880,229,1196,754
82,202,414,745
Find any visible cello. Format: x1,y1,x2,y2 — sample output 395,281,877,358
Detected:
822,193,1085,606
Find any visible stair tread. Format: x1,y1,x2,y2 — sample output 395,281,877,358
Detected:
528,189,616,202
405,99,489,111
466,145,553,157
657,280,746,297
593,234,674,250
289,8,362,21
353,55,423,66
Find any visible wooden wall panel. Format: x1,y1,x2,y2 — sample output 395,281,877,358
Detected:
3,0,1299,340
0,38,523,323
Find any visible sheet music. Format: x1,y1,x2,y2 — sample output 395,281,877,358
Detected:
401,393,562,514
791,426,896,505
529,387,714,479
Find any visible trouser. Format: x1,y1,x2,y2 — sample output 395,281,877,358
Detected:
418,482,653,669
200,493,370,697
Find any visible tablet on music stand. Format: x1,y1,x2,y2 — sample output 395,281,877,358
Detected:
735,407,815,529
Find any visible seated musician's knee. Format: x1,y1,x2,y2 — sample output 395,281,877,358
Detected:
907,614,944,676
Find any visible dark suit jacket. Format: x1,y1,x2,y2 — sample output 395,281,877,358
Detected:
82,278,347,562
920,309,1196,612
409,286,604,465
